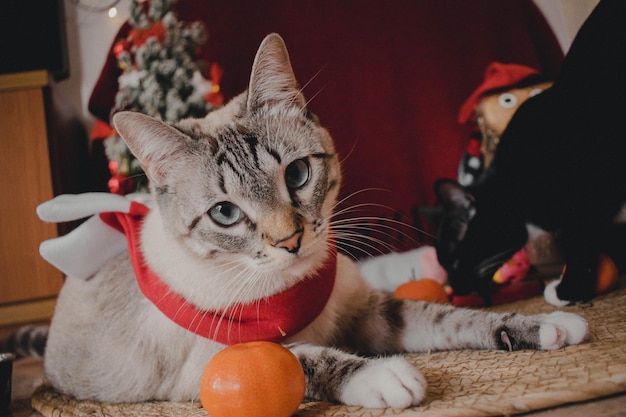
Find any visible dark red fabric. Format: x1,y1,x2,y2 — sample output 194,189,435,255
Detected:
89,1,563,255
99,204,337,345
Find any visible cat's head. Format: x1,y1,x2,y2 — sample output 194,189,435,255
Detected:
434,179,528,297
113,34,340,279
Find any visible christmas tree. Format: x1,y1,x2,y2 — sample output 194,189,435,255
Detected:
99,0,223,194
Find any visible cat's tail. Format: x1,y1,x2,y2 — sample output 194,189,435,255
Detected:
0,325,48,359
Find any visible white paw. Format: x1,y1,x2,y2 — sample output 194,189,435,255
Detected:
543,279,570,307
539,311,589,350
341,356,426,408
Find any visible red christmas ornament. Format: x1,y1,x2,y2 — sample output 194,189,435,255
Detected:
113,40,130,58
466,137,482,157
108,174,133,195
108,160,119,176
205,63,224,106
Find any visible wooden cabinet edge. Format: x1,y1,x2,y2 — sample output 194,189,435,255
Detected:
0,70,49,92
0,297,57,327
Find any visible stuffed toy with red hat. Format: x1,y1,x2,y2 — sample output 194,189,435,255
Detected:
457,62,553,186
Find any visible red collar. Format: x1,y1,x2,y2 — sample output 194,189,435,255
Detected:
100,203,337,345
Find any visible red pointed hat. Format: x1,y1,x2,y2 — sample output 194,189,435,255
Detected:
458,62,541,124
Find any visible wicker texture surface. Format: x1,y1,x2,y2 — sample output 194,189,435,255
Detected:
32,283,626,417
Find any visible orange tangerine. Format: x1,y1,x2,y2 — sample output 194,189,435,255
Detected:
200,341,305,417
393,278,449,304
595,254,619,295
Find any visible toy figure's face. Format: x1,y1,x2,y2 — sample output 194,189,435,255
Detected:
476,81,553,167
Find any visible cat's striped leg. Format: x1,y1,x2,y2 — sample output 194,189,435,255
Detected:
334,291,588,354
288,343,426,408
397,300,588,352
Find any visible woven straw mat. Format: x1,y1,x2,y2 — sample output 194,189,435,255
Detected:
32,281,626,417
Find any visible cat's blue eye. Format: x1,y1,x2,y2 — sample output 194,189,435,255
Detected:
285,158,310,190
209,202,242,227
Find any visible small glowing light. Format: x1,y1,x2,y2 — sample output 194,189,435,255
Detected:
108,7,118,18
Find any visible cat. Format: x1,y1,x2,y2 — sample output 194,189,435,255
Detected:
26,33,590,409
434,0,626,307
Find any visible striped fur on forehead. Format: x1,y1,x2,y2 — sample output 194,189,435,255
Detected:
241,104,332,160
177,100,330,160
176,102,336,194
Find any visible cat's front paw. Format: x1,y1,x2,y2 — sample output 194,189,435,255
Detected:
340,356,426,408
538,311,588,350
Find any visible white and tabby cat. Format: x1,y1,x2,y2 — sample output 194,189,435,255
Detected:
40,34,588,408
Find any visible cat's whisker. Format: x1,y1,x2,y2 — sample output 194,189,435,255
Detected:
189,302,211,334
332,232,394,258
331,204,433,238
331,189,392,214
329,234,395,262
300,65,326,103
207,257,262,285
225,266,271,339
331,211,427,233
331,224,408,249
211,269,256,310
331,216,420,234
330,189,433,239
332,231,406,256
338,137,359,165
151,285,219,334
303,84,327,109
331,203,391,219
202,268,259,340
209,309,229,342
331,216,427,245
324,239,361,263
332,229,397,249
212,269,252,334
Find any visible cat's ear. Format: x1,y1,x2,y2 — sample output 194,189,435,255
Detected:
112,111,187,184
247,33,306,110
434,179,475,211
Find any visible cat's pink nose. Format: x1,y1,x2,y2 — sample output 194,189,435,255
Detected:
274,230,303,254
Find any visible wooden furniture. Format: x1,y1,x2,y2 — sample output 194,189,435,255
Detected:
0,70,64,326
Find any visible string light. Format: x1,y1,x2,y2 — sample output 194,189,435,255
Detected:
108,7,118,18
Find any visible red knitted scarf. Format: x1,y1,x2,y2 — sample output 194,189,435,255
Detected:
100,202,337,345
